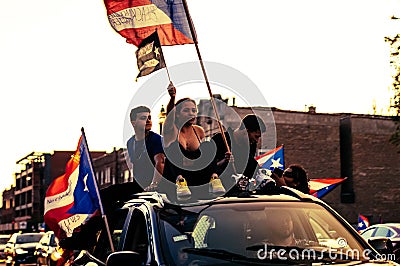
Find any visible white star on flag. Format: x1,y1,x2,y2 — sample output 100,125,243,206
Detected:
154,47,160,58
83,174,89,192
271,158,283,168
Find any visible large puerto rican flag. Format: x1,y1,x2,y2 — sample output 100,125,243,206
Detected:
44,134,101,239
104,0,194,46
309,177,347,198
255,145,284,175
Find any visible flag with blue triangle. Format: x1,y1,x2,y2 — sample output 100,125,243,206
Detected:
255,145,284,175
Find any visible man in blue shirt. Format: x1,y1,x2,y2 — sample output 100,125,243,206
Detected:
127,106,165,191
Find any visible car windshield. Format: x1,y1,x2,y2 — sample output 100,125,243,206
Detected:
159,201,371,265
0,237,9,244
16,234,43,244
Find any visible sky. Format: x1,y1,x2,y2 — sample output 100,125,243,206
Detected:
0,0,399,197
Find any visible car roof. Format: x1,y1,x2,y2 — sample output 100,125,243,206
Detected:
122,186,321,210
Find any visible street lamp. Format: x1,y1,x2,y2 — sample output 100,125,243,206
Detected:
158,105,166,134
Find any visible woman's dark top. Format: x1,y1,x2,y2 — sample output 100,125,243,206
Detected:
163,127,218,186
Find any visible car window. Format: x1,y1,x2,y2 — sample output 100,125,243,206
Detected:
16,233,44,244
361,228,375,238
387,229,395,237
91,208,129,261
375,227,390,237
123,209,150,265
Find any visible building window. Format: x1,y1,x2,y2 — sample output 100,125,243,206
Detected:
99,171,104,185
21,192,26,205
27,175,32,186
124,169,130,183
15,194,20,207
27,191,32,204
105,167,111,184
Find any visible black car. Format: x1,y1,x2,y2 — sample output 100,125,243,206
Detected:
35,231,60,266
68,185,398,266
4,232,44,266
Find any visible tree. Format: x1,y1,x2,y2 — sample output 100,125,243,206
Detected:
385,17,400,150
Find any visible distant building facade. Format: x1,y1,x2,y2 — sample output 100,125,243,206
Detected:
92,147,132,189
0,186,15,232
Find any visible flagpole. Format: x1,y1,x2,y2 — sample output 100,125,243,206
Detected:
181,0,236,174
155,29,172,83
80,127,115,252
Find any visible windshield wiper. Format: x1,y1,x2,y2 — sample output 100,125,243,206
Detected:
183,247,298,265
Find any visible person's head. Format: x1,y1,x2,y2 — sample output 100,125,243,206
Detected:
271,168,283,179
175,98,197,127
282,164,310,194
238,114,266,145
266,210,294,243
130,106,152,133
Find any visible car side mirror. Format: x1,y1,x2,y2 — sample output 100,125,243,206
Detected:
106,251,141,266
368,237,394,255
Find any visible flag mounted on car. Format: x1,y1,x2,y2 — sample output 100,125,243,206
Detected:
136,30,166,80
103,0,194,46
255,145,284,174
357,214,370,232
44,132,102,239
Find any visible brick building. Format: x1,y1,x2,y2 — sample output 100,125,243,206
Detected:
92,147,132,189
0,186,15,232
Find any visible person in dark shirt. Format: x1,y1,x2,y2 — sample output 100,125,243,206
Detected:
162,83,225,200
212,114,266,181
126,106,165,191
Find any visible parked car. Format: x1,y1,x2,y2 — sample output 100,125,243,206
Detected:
0,234,11,260
360,223,400,261
35,231,60,266
4,232,44,266
66,184,398,266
